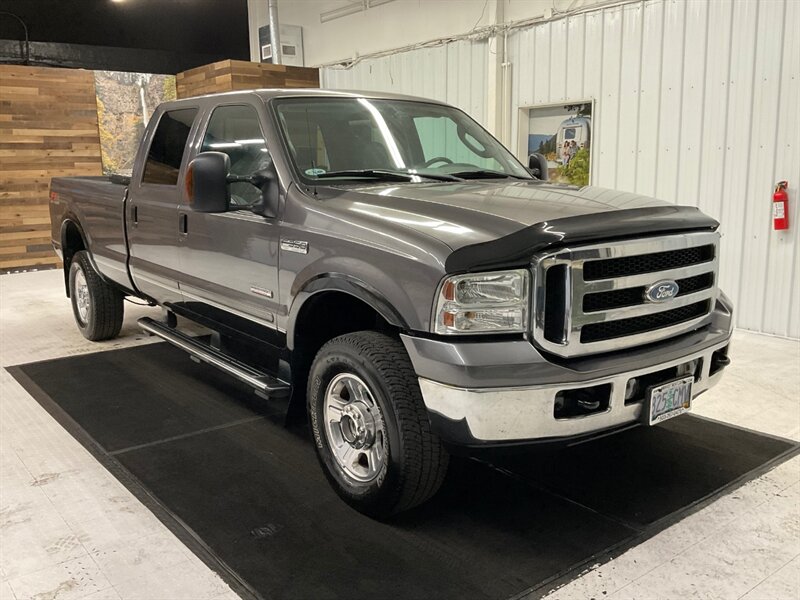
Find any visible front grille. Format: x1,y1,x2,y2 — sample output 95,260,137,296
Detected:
583,272,714,312
532,232,720,357
580,300,711,343
583,245,714,280
544,265,568,342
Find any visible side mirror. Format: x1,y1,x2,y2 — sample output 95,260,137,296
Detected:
528,153,548,181
226,157,280,219
185,152,230,212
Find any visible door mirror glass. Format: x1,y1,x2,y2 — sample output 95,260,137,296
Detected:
185,152,230,213
528,152,548,181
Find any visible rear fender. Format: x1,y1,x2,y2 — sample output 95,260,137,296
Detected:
60,217,101,297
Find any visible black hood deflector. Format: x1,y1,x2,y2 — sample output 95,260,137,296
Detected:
445,206,719,273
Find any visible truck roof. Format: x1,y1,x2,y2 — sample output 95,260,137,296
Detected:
163,88,448,107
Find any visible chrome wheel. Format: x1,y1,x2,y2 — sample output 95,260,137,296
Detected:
323,373,387,483
74,268,90,324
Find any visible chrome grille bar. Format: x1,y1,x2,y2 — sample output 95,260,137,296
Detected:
576,261,717,293
532,231,720,357
573,289,716,324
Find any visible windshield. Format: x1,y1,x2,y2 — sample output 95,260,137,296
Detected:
273,97,531,183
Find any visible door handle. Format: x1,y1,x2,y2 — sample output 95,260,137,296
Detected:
179,213,188,235
132,205,138,225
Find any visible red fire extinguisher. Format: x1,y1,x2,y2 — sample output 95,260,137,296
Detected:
773,181,789,230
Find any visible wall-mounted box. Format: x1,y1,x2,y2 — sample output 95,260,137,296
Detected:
258,24,304,67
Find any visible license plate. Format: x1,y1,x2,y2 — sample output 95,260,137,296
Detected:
645,376,693,425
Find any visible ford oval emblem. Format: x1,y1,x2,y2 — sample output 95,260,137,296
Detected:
644,280,680,303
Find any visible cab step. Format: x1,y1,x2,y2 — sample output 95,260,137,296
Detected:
137,317,291,398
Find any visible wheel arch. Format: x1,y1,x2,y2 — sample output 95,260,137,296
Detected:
287,273,409,350
285,273,411,422
60,218,90,297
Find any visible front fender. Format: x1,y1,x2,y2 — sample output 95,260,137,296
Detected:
286,271,412,351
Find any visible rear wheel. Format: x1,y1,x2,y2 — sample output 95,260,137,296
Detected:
308,331,449,518
68,251,124,341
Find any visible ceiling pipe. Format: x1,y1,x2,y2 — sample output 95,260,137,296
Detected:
268,0,281,64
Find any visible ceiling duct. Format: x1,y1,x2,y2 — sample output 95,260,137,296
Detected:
268,0,281,64
320,0,397,24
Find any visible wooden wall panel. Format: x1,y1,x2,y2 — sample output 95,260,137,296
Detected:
177,59,319,98
175,60,233,98
0,65,102,272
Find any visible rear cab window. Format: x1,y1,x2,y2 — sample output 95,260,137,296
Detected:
142,108,198,185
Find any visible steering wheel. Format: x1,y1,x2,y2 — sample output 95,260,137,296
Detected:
424,156,454,168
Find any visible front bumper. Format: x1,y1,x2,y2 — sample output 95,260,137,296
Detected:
403,297,733,446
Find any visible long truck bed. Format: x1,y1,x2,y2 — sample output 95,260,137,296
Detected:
49,176,134,293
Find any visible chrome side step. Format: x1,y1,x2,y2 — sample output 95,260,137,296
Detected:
138,317,291,398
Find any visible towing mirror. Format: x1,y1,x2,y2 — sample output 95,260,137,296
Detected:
248,159,279,219
185,152,231,213
528,153,548,181
226,156,280,219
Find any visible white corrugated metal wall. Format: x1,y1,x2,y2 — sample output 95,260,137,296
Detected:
321,0,799,338
509,0,799,338
321,39,490,127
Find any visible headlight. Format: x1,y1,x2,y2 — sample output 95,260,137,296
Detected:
433,269,530,334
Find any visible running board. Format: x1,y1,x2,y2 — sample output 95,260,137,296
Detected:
137,317,291,398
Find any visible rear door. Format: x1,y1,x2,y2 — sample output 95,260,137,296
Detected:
127,107,199,303
177,101,282,335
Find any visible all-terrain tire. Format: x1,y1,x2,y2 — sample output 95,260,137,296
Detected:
68,250,124,341
308,331,449,518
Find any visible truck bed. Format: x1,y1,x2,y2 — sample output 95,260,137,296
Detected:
49,176,133,291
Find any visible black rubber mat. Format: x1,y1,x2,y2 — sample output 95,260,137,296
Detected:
9,343,798,600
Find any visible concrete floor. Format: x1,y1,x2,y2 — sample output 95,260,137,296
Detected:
1,269,798,600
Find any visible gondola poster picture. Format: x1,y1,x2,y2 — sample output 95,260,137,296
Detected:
526,102,592,186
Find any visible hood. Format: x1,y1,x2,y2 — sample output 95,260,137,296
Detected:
316,181,718,272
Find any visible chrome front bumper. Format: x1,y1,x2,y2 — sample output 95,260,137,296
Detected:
416,337,730,444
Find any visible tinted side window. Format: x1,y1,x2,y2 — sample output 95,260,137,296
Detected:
201,105,268,205
142,108,198,185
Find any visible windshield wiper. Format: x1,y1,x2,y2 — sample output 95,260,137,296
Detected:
448,169,529,180
315,169,416,181
410,172,463,182
313,169,461,182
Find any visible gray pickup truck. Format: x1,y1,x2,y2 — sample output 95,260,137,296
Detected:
49,89,733,517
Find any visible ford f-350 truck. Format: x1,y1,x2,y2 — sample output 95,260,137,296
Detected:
49,90,733,517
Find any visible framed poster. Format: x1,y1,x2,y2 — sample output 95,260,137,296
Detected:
522,101,593,186
94,71,177,176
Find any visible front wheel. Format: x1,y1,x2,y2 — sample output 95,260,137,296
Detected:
68,251,124,341
308,331,449,518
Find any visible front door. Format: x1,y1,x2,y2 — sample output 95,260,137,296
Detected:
177,103,282,336
127,107,198,303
